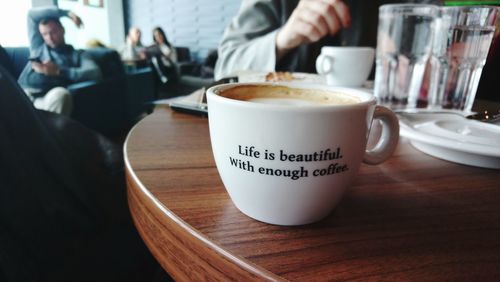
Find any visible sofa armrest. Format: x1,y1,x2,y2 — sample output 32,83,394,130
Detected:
3,47,30,79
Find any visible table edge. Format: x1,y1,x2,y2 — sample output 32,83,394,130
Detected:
124,115,284,281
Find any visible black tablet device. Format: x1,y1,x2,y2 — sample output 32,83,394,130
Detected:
170,76,238,116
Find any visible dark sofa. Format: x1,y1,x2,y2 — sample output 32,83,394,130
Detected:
153,46,214,99
0,46,155,136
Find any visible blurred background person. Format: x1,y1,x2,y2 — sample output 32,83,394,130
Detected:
18,6,102,115
151,26,177,66
120,26,146,61
215,0,351,79
215,0,443,79
147,26,179,84
85,38,107,49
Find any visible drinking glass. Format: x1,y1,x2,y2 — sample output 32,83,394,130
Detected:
428,6,499,113
374,4,439,110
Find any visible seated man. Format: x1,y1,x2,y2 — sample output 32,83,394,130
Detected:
18,6,102,115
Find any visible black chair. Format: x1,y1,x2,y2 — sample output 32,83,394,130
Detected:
0,66,169,282
174,46,197,75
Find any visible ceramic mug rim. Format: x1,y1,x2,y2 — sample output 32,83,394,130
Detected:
206,82,377,113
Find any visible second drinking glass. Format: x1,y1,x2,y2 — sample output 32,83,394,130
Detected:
428,6,499,113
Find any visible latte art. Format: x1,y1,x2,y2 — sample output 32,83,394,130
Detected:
219,85,360,106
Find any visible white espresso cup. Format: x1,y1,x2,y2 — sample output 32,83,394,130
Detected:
207,83,399,225
316,47,375,87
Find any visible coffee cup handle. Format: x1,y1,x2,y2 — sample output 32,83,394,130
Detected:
363,106,400,165
316,54,334,75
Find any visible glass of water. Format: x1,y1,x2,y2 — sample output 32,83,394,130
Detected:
428,6,499,113
374,4,439,110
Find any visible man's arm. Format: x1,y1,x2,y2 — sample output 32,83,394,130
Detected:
27,6,69,53
214,0,283,80
214,0,351,80
58,52,102,82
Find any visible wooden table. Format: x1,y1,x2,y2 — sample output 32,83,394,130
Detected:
125,107,500,281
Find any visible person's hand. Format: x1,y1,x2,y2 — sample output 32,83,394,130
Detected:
32,61,60,76
276,0,351,59
68,11,83,28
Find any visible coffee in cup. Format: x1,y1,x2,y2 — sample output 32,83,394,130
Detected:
217,85,360,106
316,47,375,87
207,83,399,225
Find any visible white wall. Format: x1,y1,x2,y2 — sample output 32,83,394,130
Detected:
58,0,125,49
32,0,54,6
0,0,31,46
126,0,242,62
0,0,125,49
106,0,125,49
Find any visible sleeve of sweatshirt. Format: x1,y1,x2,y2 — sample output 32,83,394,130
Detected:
58,52,102,83
214,0,282,80
27,7,69,53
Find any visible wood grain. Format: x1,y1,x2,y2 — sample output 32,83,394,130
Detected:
125,107,500,281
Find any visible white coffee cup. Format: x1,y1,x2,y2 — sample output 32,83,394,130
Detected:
316,47,375,87
207,83,399,225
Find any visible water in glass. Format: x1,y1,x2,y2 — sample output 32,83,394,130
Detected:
428,6,498,112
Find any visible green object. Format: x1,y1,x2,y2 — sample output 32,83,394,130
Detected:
444,0,500,5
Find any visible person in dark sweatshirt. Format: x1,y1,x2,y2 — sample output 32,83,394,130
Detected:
215,0,443,80
18,6,102,115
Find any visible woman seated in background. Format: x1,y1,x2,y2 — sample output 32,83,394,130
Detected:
147,27,178,83
151,27,177,66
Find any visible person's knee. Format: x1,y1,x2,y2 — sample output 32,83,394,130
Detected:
47,87,69,99
45,87,73,115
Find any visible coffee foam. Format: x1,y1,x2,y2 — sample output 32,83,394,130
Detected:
219,85,360,106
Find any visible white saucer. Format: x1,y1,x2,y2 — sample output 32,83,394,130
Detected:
237,71,374,91
398,112,500,169
237,71,325,83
